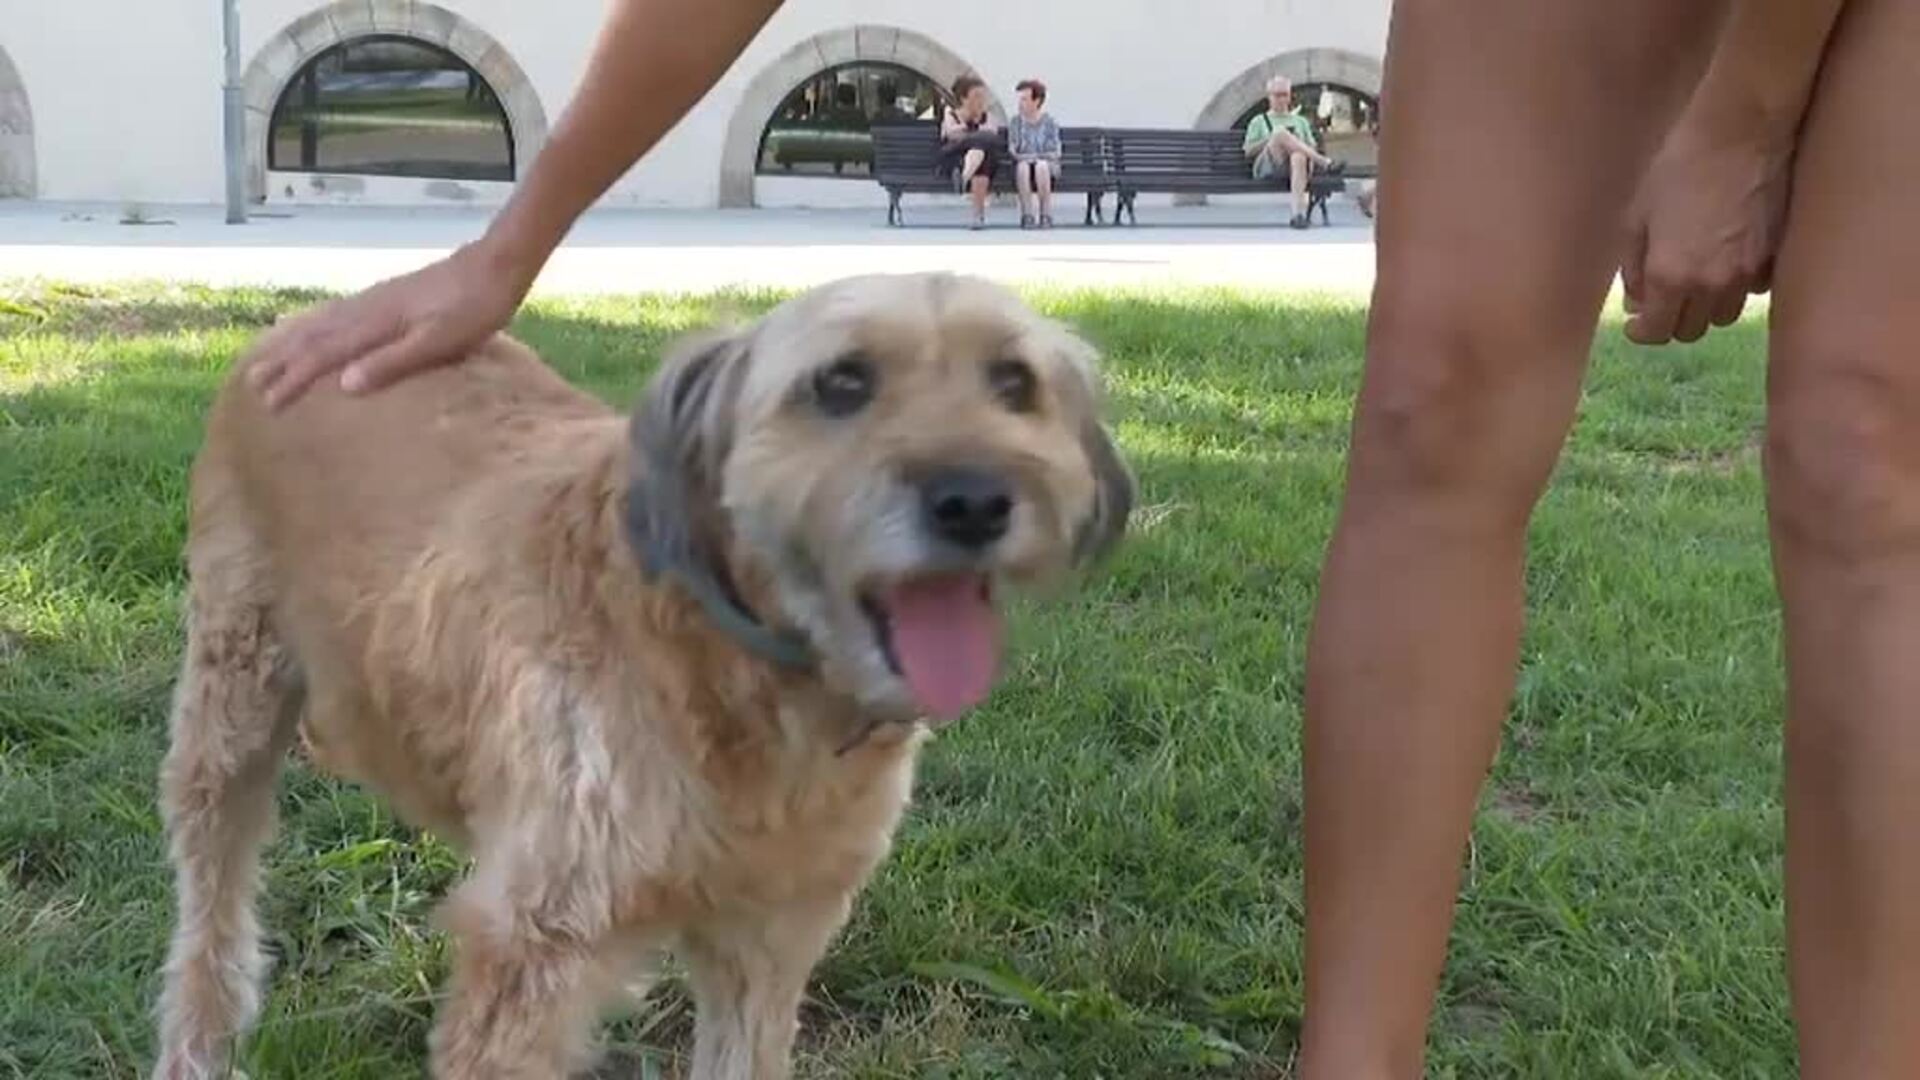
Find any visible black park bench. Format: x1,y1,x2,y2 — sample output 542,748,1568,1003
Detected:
1103,128,1347,226
871,121,1111,226
872,122,1351,227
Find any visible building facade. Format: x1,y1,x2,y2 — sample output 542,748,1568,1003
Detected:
0,0,1390,211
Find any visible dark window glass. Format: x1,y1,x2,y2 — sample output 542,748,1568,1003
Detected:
269,36,513,181
1232,82,1380,168
757,63,950,179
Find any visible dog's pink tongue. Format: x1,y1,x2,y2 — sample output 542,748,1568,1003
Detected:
883,575,1002,721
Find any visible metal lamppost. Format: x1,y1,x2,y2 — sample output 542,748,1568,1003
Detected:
221,0,246,223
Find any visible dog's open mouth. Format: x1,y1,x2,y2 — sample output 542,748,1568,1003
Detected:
859,573,1001,721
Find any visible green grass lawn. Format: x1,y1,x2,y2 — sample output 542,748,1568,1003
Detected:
1,280,1786,1078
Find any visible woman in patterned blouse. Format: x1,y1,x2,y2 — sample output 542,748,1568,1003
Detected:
1007,78,1063,230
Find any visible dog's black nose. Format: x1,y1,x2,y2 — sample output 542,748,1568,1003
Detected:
920,468,1014,549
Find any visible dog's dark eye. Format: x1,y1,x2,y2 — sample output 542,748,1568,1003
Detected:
813,356,876,416
988,358,1038,413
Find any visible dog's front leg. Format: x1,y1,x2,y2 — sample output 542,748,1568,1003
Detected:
681,896,853,1080
427,855,616,1079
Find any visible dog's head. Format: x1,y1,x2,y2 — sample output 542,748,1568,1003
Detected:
626,273,1132,724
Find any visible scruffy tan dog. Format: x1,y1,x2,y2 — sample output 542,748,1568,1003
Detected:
151,272,1132,1079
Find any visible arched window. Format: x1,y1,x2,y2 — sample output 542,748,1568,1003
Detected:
269,36,514,181
1232,82,1380,168
757,63,950,179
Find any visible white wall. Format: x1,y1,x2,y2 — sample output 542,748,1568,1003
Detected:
0,0,1389,209
0,3,225,204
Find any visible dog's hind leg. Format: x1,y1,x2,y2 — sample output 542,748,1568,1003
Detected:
152,536,302,1080
681,897,853,1080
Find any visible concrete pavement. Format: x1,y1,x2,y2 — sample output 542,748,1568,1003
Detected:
0,199,1377,296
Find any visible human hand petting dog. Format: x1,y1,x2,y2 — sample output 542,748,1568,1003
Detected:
245,239,530,410
245,0,788,412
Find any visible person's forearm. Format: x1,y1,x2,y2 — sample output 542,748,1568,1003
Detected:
479,0,785,288
1688,0,1848,148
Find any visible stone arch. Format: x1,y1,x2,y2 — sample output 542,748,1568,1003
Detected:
719,25,1003,208
0,43,35,198
1192,47,1384,132
240,1,547,200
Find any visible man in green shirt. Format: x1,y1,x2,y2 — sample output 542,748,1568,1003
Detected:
1244,75,1344,228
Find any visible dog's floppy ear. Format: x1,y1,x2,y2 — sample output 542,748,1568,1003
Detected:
1074,411,1135,567
625,327,751,579
1052,331,1135,568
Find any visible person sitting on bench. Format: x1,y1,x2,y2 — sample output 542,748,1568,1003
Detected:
939,75,1003,230
1007,78,1063,230
1244,75,1344,229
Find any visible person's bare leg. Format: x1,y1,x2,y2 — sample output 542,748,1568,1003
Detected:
1034,160,1054,222
1266,129,1331,220
1299,1,1728,1075
1014,160,1034,221
1267,128,1330,168
1765,1,1920,1073
1288,150,1311,219
961,148,990,225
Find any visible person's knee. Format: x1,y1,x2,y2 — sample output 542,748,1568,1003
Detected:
1767,347,1920,563
1350,297,1578,511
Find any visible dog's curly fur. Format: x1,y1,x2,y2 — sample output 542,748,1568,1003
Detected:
151,273,1133,1079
